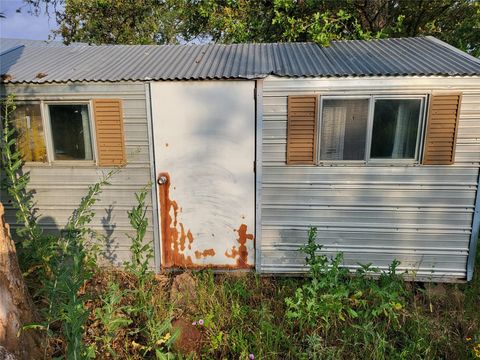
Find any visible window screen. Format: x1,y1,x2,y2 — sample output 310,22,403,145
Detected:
11,103,47,162
370,99,421,159
48,104,93,160
320,99,369,160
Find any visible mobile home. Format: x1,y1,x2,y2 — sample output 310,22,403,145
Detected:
1,36,479,281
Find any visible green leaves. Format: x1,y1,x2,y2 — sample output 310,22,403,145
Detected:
25,0,480,55
55,0,192,45
285,226,408,356
124,187,153,279
93,281,133,358
1,94,43,254
27,172,114,359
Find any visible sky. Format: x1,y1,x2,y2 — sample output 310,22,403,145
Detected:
0,0,60,40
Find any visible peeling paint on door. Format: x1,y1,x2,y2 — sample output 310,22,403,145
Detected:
194,249,216,259
225,224,254,269
158,172,195,267
152,81,255,269
158,172,255,269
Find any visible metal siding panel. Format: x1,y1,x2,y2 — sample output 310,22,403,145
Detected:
260,78,480,280
1,82,153,267
261,228,470,248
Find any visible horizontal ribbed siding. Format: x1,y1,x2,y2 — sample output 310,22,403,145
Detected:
261,77,480,280
1,82,152,266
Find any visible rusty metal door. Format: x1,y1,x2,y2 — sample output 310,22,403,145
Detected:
151,81,255,269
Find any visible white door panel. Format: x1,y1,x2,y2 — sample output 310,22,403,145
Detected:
151,81,255,268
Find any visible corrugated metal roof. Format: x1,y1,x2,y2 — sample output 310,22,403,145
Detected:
1,36,479,83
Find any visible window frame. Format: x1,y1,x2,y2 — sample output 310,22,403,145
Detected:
316,94,428,166
43,100,98,165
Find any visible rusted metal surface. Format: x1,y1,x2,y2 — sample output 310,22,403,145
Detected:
158,172,194,267
158,172,254,269
194,249,216,260
225,225,254,269
151,81,255,270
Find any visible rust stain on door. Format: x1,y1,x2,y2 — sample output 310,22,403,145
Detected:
158,172,194,267
159,173,254,269
194,249,216,259
225,224,254,269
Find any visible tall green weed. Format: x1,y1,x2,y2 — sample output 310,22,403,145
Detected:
44,172,113,359
122,188,177,358
1,94,56,277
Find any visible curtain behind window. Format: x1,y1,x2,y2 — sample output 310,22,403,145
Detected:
321,105,346,160
320,99,369,161
392,102,418,158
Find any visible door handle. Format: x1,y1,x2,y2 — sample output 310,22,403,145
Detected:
158,175,168,185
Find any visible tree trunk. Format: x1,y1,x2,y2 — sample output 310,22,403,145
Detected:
0,202,42,359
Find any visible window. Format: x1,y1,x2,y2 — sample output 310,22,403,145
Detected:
320,99,369,160
370,99,422,159
47,104,94,161
4,99,126,166
318,96,425,163
10,103,47,162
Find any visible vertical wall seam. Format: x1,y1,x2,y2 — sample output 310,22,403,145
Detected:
467,168,480,281
145,82,161,273
255,79,263,272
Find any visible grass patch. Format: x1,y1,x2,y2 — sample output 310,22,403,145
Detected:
74,246,479,360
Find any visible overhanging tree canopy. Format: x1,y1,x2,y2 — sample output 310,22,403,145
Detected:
21,0,480,57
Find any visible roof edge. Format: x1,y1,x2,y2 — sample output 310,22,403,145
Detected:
4,73,480,85
426,36,480,65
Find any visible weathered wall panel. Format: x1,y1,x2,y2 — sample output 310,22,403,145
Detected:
261,76,480,280
1,82,153,266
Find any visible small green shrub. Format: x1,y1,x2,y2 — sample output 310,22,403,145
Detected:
124,190,152,280
285,227,412,359
93,281,132,358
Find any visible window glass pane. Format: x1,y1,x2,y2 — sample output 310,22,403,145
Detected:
49,104,93,160
11,103,47,162
320,99,369,160
370,99,421,159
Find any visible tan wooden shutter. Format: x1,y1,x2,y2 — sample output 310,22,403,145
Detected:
93,99,126,167
286,95,318,164
423,93,462,165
